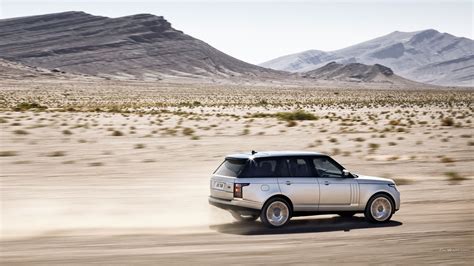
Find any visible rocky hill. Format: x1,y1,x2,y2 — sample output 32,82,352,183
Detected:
0,11,285,82
301,62,420,85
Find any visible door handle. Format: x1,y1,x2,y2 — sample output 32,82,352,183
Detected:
285,181,292,185
324,181,330,186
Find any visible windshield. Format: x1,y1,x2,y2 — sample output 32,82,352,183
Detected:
214,158,247,177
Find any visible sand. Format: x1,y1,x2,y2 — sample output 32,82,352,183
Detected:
0,80,473,264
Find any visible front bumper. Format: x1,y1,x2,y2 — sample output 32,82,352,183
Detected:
208,196,261,215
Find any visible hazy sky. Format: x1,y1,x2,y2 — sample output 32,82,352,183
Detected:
1,0,472,64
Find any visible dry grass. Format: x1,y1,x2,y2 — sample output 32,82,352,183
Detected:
444,172,468,183
0,151,18,157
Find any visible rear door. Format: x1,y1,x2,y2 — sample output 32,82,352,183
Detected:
278,157,319,211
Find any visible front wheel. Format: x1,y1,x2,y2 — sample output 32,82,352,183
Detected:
364,194,394,223
229,210,259,222
260,198,291,227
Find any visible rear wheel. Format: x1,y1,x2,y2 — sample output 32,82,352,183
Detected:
364,194,394,223
229,210,259,222
260,198,291,227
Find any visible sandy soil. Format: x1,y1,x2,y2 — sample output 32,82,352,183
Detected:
0,81,473,264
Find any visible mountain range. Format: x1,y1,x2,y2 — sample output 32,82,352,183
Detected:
260,30,473,86
0,12,472,87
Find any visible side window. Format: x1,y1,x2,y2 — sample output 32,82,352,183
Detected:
243,158,288,177
313,157,343,178
286,158,313,177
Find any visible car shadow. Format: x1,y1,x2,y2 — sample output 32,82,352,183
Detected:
210,216,402,235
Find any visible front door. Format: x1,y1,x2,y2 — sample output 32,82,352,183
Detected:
312,157,358,211
278,158,319,211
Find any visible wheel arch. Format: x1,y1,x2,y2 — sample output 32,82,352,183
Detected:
366,192,396,213
263,194,294,213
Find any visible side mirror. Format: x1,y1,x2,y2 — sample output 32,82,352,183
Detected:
343,169,351,177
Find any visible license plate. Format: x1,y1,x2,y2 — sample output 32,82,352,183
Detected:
213,181,226,190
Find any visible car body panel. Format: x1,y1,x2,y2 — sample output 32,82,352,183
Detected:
277,177,319,211
317,176,360,211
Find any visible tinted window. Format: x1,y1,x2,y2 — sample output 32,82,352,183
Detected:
243,158,288,177
313,157,343,178
214,159,247,177
287,158,313,177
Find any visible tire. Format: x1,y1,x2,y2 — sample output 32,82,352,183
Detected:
337,212,356,218
229,210,259,222
364,194,394,223
260,198,291,227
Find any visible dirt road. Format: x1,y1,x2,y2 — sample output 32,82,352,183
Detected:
1,180,472,265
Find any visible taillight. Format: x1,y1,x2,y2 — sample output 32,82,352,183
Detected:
234,183,249,198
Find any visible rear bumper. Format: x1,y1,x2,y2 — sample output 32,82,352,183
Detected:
208,196,261,215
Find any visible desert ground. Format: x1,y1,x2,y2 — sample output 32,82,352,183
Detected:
0,80,473,264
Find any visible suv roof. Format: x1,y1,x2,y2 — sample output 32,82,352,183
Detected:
226,151,327,160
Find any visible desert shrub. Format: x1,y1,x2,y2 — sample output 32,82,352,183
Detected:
257,99,268,105
111,130,124,136
445,172,468,183
13,129,29,135
250,112,274,118
287,121,297,127
440,157,454,163
441,117,454,126
13,102,47,111
182,127,195,136
191,135,200,140
329,138,338,143
368,143,380,150
387,156,399,161
62,129,73,135
242,129,250,135
388,120,400,126
354,137,365,142
89,162,104,167
134,144,146,149
46,151,66,157
388,142,397,146
276,110,318,121
0,151,18,157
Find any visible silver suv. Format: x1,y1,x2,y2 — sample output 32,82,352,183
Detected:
209,151,400,227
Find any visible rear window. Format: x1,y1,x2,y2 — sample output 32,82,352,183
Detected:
214,159,247,177
241,158,289,177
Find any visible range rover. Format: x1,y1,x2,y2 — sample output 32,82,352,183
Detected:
209,151,400,227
